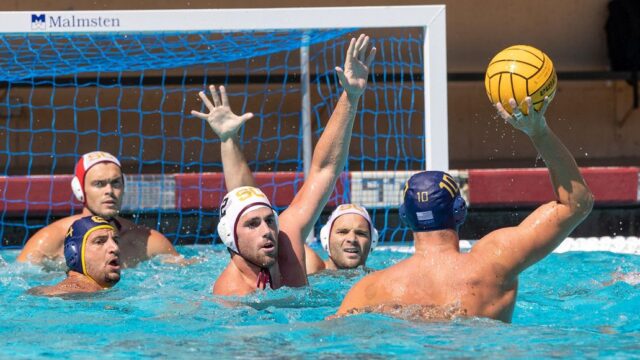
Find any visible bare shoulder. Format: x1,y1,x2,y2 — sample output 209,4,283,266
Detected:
117,218,164,239
213,266,254,296
469,226,516,256
28,276,71,296
28,284,67,297
28,277,99,297
116,217,178,257
39,215,82,235
27,285,51,296
337,269,387,314
351,271,382,292
114,217,143,232
17,214,83,263
146,228,178,256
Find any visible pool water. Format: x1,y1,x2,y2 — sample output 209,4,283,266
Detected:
1,245,639,358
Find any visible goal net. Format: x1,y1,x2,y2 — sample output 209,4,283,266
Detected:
0,6,448,247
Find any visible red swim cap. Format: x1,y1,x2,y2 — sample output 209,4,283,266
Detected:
71,151,121,203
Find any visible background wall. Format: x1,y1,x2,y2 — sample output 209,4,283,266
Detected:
1,0,638,170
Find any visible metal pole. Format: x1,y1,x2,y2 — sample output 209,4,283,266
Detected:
300,33,315,244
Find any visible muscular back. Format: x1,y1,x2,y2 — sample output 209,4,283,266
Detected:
337,250,519,322
338,197,593,323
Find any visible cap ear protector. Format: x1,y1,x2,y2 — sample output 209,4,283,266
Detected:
319,204,378,257
399,171,467,232
217,186,278,254
71,151,122,203
70,176,84,203
64,215,116,276
452,194,467,228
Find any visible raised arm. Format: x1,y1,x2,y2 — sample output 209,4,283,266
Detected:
279,34,376,242
191,85,256,190
472,96,594,278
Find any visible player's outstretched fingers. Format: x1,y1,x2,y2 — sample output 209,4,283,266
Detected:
346,37,356,61
357,35,369,62
539,96,551,116
198,91,214,111
365,46,377,68
523,97,534,116
508,98,519,115
507,98,523,123
335,66,347,87
219,85,229,107
353,34,365,59
495,102,513,124
209,85,221,107
190,109,207,120
239,112,254,124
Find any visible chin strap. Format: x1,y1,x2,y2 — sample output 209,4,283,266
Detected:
256,267,272,290
230,248,273,290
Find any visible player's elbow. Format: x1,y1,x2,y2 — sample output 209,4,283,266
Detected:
310,155,340,175
572,187,594,219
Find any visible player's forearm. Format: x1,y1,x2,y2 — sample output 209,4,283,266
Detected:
221,135,256,190
293,92,359,240
310,91,359,175
530,126,593,213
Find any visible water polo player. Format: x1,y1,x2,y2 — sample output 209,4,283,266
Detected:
305,204,378,274
192,34,376,296
29,216,121,296
335,96,594,322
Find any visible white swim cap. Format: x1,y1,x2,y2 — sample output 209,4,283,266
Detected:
217,186,278,253
319,204,378,256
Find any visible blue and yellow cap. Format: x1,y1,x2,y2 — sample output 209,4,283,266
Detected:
399,171,467,231
64,215,116,275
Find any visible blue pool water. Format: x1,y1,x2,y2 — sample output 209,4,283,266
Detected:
1,245,639,358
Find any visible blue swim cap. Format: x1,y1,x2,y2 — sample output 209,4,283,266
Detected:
399,171,467,231
64,216,116,275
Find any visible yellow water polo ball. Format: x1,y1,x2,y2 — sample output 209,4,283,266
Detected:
485,45,557,115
